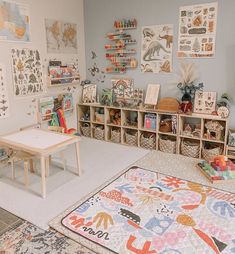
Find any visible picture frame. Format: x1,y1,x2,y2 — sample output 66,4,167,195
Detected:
194,91,217,114
144,84,160,107
111,78,134,100
82,84,97,104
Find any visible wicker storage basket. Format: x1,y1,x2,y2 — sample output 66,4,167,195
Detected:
81,123,91,137
94,126,105,140
159,119,172,133
111,128,121,143
125,131,138,146
202,145,222,161
159,136,176,154
140,133,156,149
181,140,200,158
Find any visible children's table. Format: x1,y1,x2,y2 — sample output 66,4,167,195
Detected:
0,129,81,198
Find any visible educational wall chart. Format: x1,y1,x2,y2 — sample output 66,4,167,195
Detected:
0,63,10,119
141,24,173,73
45,19,78,54
0,0,30,42
177,2,218,58
11,48,44,97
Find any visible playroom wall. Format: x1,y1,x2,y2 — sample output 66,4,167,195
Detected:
83,0,235,127
0,0,86,135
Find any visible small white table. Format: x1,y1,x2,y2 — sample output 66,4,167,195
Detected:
0,129,81,198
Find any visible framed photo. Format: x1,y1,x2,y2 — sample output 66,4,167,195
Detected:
111,78,134,101
194,91,217,114
82,84,97,103
144,84,160,106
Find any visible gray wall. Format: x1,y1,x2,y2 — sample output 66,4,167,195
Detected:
84,0,235,127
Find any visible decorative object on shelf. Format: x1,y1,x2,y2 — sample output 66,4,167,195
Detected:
82,84,97,103
0,63,10,119
159,136,176,154
45,19,78,54
144,113,156,130
141,24,173,73
216,93,231,118
159,118,172,133
81,123,91,137
181,140,200,158
182,123,201,138
171,115,177,134
11,48,44,97
177,2,218,58
140,133,156,149
228,129,235,147
133,89,144,107
217,106,229,119
202,143,222,161
110,128,121,143
100,89,113,106
144,84,160,108
109,109,121,125
105,19,137,74
157,97,180,112
179,93,193,114
204,120,224,141
194,91,217,114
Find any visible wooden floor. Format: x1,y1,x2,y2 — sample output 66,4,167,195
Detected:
0,207,23,236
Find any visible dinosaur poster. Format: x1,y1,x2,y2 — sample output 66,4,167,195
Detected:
177,2,218,58
11,48,44,97
0,63,10,119
141,24,173,73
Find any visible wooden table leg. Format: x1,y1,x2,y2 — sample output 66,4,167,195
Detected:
40,156,46,198
75,142,81,176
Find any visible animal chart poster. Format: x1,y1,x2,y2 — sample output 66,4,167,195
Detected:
11,48,44,97
45,19,78,54
177,2,218,58
0,63,10,119
141,24,173,73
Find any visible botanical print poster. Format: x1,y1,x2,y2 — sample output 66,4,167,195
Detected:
11,48,44,97
0,0,30,42
0,63,10,119
141,24,173,73
45,19,78,54
177,2,218,58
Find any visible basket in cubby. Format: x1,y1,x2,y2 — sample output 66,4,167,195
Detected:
140,133,156,150
81,123,91,137
159,136,176,154
202,144,222,161
181,140,200,158
94,126,105,140
110,128,121,143
125,130,138,146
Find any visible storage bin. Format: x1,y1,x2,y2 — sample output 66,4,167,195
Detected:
202,144,222,161
181,140,200,158
110,128,121,143
81,123,91,137
159,119,172,132
159,136,176,154
140,133,156,149
125,131,138,146
94,126,105,140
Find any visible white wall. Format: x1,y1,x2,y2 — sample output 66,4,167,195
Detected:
0,0,86,135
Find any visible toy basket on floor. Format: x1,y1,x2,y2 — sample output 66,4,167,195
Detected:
202,144,222,161
159,136,176,154
94,126,105,140
125,130,138,146
181,140,200,158
140,133,156,149
110,128,121,143
81,123,91,137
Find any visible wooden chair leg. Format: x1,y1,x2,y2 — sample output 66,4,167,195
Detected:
24,160,29,187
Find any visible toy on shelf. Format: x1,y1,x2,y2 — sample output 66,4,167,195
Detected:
114,19,137,30
178,93,193,114
198,155,235,183
204,120,224,141
182,123,201,138
144,113,156,130
109,109,121,125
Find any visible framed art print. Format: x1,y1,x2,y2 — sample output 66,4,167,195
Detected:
82,84,97,103
144,84,160,106
194,91,217,114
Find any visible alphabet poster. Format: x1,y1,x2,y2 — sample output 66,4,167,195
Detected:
0,63,10,119
177,2,218,58
141,24,173,73
11,48,44,97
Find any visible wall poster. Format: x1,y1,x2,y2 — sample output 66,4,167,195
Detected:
11,48,44,97
194,91,217,114
141,24,173,73
177,2,218,58
0,63,10,119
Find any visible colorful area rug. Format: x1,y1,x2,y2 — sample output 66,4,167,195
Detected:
50,166,235,254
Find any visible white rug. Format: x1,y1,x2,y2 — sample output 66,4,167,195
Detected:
0,138,148,230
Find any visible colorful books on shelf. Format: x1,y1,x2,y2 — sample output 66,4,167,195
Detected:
39,96,54,121
197,157,235,183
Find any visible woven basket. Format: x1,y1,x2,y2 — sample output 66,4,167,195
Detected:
125,131,138,146
81,123,91,137
140,133,156,150
94,126,105,140
159,136,176,154
181,140,200,158
111,128,121,143
159,119,172,133
202,145,222,161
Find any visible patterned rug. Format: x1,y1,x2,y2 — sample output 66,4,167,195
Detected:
50,166,235,254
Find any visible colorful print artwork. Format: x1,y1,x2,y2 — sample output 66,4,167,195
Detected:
61,166,235,254
0,63,10,119
177,2,218,58
11,48,44,97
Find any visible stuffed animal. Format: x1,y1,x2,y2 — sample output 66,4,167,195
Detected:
179,93,193,114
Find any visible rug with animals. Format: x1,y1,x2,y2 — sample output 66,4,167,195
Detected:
56,166,235,254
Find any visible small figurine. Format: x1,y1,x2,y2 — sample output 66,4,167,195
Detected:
179,93,193,114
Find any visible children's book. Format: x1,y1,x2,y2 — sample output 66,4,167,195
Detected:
39,97,54,120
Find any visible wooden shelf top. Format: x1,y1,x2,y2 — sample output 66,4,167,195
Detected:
202,138,225,144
